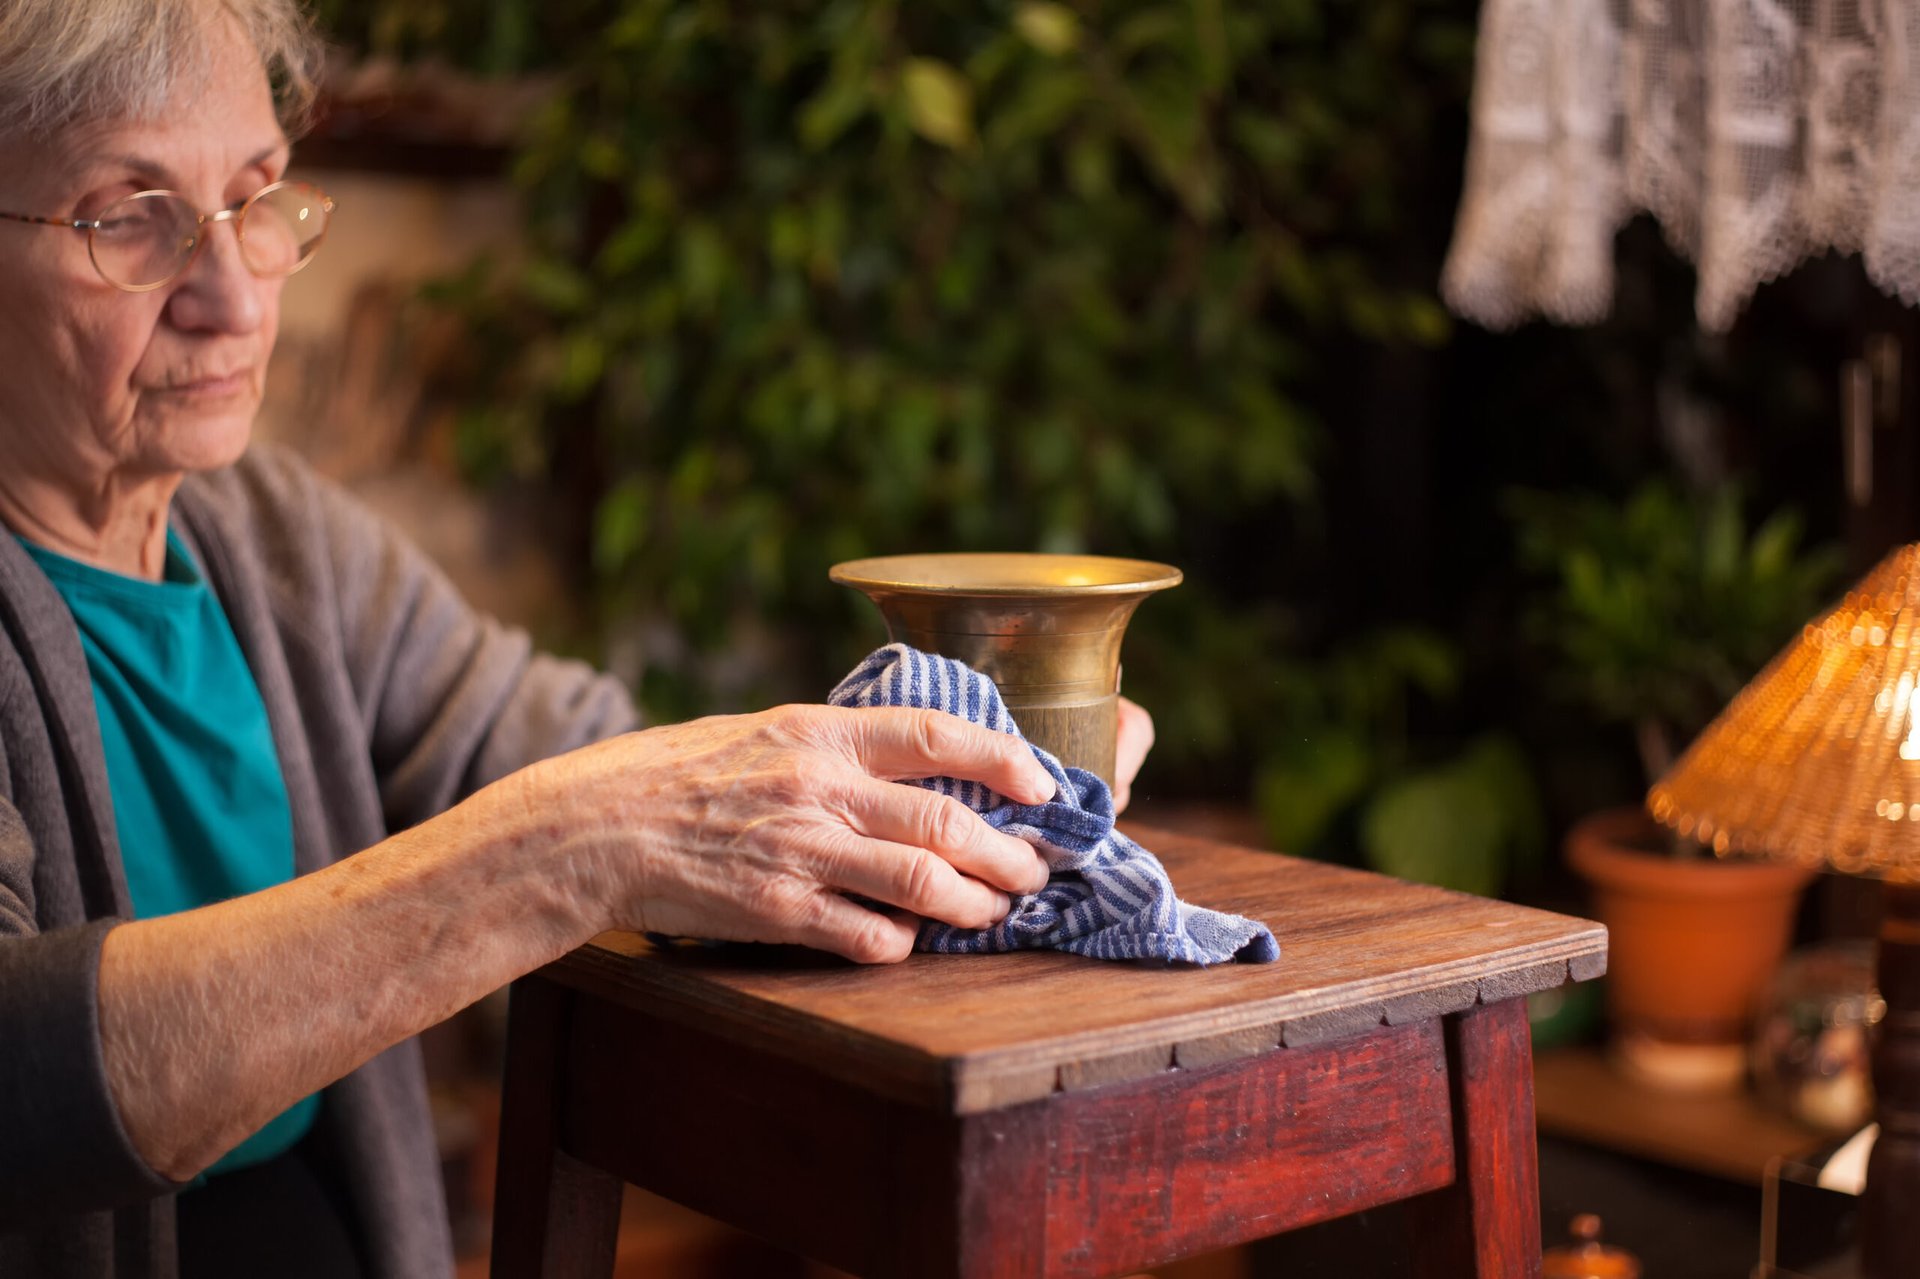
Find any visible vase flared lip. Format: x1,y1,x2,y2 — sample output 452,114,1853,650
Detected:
829,552,1183,598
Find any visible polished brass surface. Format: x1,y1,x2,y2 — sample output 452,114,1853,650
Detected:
830,553,1181,783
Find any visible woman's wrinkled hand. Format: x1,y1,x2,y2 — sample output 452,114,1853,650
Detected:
1113,696,1155,814
512,704,1059,964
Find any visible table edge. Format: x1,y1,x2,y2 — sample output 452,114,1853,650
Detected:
543,924,1606,1115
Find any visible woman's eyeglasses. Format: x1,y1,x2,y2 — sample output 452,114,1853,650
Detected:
0,179,334,292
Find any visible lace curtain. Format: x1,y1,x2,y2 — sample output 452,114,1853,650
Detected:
1443,0,1920,333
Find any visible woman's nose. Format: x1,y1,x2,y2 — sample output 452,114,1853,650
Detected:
163,217,266,335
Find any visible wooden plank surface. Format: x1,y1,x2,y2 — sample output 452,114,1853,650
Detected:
1533,1046,1827,1185
548,826,1606,1114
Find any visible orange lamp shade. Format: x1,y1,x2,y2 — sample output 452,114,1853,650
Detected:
1649,543,1920,881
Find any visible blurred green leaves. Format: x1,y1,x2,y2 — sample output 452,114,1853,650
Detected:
901,58,976,149
1015,4,1080,56
1510,481,1844,784
1360,736,1544,896
321,0,1507,885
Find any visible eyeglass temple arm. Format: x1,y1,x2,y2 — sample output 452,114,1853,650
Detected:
0,209,96,229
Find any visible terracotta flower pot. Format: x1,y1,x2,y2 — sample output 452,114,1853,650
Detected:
1567,807,1816,1092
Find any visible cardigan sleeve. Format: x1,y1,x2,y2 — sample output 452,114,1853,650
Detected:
0,801,178,1227
299,461,642,833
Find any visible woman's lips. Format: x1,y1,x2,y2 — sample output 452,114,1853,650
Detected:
157,370,253,398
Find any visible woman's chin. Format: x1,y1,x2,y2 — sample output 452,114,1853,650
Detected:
138,402,259,475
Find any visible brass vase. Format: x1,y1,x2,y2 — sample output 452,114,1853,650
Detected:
829,553,1181,784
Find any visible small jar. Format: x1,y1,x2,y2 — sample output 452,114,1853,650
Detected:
1543,1215,1641,1279
1750,941,1883,1133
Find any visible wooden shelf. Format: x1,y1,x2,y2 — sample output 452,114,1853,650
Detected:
1533,1047,1831,1186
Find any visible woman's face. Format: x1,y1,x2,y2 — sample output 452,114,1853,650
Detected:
0,18,288,493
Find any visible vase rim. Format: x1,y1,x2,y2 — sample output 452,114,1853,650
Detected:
830,553,1182,597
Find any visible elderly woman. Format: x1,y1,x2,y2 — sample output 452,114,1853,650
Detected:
0,3,1154,1276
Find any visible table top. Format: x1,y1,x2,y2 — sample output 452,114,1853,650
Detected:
547,826,1608,1114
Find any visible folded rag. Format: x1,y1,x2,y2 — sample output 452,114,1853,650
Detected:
830,644,1278,965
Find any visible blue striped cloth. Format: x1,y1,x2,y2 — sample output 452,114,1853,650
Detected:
830,644,1278,965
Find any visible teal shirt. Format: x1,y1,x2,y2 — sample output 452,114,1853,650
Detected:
19,530,318,1175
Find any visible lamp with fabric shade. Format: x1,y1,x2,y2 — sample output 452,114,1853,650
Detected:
1649,542,1920,1279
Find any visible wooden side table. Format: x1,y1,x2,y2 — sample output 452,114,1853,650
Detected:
491,828,1607,1279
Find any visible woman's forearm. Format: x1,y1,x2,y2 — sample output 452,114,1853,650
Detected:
96,769,589,1181
94,704,1057,1183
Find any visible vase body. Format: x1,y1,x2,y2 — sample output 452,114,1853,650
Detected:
829,553,1180,785
1567,807,1815,1092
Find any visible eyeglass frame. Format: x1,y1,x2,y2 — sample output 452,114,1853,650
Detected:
0,178,336,293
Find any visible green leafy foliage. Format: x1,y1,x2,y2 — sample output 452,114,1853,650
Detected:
1358,735,1543,895
1251,623,1461,859
1244,630,1543,893
317,2,1526,889
375,2,1468,734
1510,481,1845,784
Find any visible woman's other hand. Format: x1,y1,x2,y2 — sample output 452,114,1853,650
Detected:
1113,696,1154,814
513,705,1057,965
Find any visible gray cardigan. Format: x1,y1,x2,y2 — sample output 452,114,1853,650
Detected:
0,446,640,1278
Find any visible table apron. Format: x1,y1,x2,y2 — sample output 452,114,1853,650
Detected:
557,995,1460,1279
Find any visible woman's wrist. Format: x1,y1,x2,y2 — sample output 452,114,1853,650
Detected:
446,757,631,944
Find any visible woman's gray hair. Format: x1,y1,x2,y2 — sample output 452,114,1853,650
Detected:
0,0,324,140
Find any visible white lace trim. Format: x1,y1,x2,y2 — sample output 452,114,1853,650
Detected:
1444,0,1920,332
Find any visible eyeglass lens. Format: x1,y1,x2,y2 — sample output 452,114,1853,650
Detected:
87,183,329,290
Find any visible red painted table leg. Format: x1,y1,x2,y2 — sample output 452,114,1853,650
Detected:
1412,998,1543,1279
491,976,623,1279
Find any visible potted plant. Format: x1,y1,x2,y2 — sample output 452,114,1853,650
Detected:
1513,480,1844,1089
